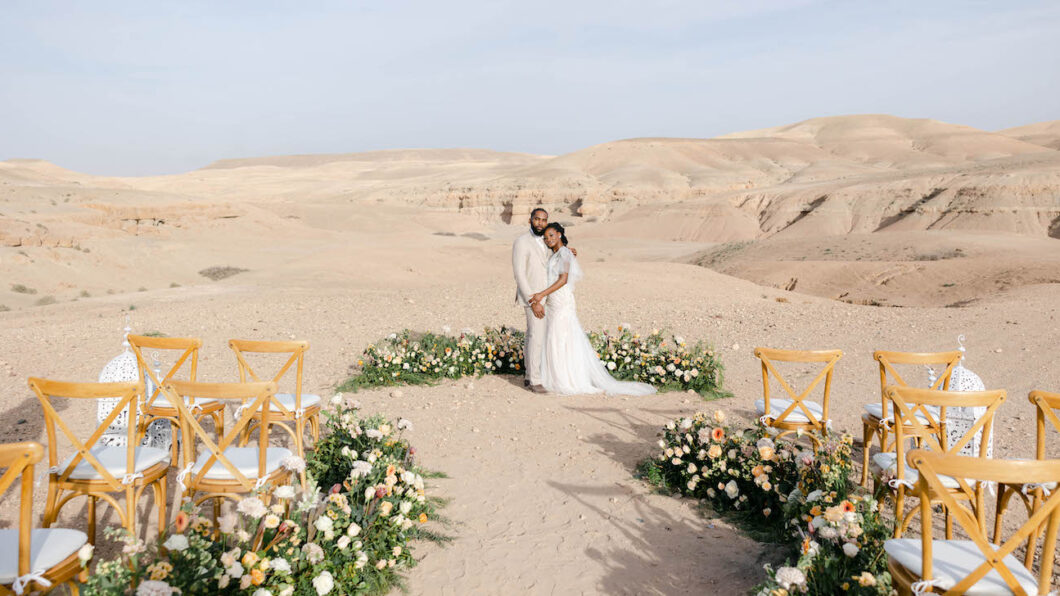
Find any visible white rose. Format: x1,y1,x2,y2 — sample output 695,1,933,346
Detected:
843,542,860,558
314,516,334,534
162,534,189,551
724,480,739,499
330,393,343,406
271,558,292,574
254,590,272,596
237,497,268,519
77,543,94,564
337,535,351,549
346,522,362,537
312,570,335,595
274,485,296,500
775,567,806,590
679,418,693,430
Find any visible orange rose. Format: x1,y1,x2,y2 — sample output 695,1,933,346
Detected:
711,428,725,442
174,511,189,534
250,568,265,586
841,500,855,513
419,513,428,523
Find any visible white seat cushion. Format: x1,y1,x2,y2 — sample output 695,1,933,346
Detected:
755,399,827,425
0,528,88,583
863,403,933,425
885,538,1041,595
190,447,293,480
870,452,973,489
270,393,321,412
55,446,169,480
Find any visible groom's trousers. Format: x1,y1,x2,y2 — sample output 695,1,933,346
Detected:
523,306,546,385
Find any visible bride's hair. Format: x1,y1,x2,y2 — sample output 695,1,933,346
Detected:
544,222,568,246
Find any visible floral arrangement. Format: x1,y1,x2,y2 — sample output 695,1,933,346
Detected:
81,395,443,596
344,326,728,398
641,412,894,595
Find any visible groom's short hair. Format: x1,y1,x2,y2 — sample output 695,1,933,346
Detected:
530,207,548,218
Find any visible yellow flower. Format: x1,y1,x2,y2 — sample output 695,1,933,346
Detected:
242,551,260,567
809,506,822,517
250,568,265,586
147,562,172,581
707,445,723,459
419,513,428,523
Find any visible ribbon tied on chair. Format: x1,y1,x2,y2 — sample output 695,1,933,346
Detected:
12,571,53,595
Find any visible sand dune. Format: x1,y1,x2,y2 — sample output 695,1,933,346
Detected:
1000,120,1060,150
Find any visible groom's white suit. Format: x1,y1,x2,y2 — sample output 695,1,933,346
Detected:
512,230,549,386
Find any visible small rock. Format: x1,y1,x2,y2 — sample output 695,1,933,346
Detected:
472,427,480,433
994,348,1003,353
731,343,740,351
390,390,404,399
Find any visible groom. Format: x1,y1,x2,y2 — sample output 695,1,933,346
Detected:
512,207,574,393
512,208,550,393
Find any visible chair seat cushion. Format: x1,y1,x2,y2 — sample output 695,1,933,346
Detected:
55,446,169,480
270,393,321,412
190,447,293,480
0,528,88,583
885,538,1041,595
755,399,826,425
863,403,933,424
870,452,972,489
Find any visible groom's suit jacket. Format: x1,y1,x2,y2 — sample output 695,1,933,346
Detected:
512,230,550,307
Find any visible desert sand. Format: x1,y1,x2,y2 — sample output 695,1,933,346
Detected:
2,114,1059,593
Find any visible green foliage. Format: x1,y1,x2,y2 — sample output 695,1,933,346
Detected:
342,326,729,398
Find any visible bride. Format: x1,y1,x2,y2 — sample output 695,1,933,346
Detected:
528,223,656,396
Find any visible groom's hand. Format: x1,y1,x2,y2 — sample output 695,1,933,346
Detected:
532,303,545,319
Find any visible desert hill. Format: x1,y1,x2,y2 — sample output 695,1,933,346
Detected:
2,113,1059,310
1000,120,1060,150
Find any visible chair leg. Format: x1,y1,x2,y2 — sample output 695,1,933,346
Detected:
993,484,1008,545
944,508,953,540
860,422,874,487
125,487,137,540
893,486,905,538
155,477,167,534
170,421,181,466
69,581,80,595
87,496,97,545
43,482,59,528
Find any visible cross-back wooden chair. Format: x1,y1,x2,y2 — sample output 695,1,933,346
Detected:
127,335,225,466
0,441,86,596
165,380,291,518
228,340,321,459
29,378,168,545
753,348,842,450
992,390,1060,563
860,350,963,486
875,385,1004,539
886,450,1060,596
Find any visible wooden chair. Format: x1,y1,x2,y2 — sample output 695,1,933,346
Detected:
165,380,292,515
0,442,86,596
29,378,168,545
228,340,321,460
753,348,841,450
875,385,1004,539
992,390,1060,561
860,350,963,486
886,450,1060,596
127,335,225,466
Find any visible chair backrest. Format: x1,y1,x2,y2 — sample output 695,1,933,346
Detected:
127,335,201,410
754,348,842,428
28,378,144,490
887,386,1004,483
907,450,1060,595
874,350,962,420
229,340,310,413
1030,390,1060,460
0,442,45,582
164,380,277,490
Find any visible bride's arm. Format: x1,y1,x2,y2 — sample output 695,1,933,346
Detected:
529,272,567,305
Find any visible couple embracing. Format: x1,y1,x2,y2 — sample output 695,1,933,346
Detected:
512,208,655,397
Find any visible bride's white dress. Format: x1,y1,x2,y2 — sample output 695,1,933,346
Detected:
540,247,656,396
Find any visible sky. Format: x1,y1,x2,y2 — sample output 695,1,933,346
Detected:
1,0,1058,176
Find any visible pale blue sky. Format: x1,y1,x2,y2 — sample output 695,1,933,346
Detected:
1,1,1057,175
